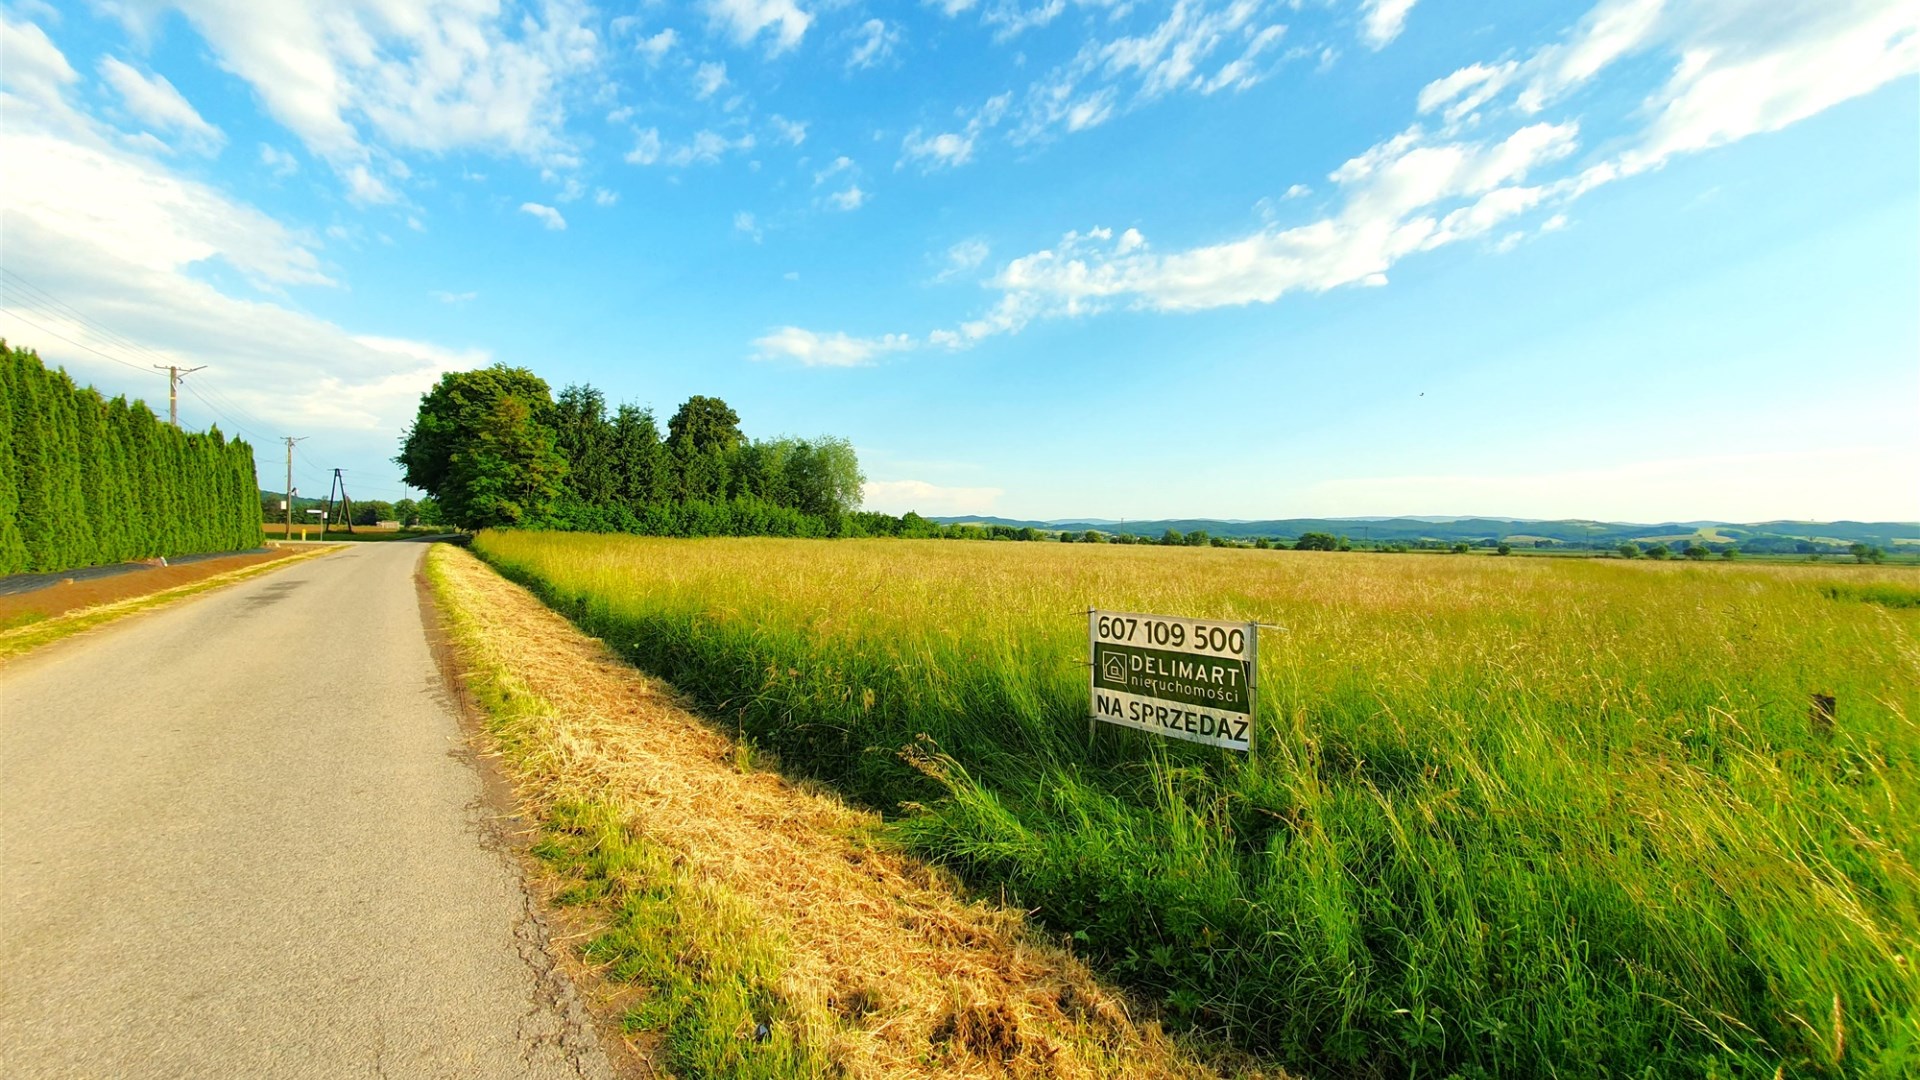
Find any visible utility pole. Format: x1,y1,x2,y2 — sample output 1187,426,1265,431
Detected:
152,364,207,427
281,436,306,540
320,468,355,539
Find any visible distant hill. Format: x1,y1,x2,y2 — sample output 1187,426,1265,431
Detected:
930,516,1920,550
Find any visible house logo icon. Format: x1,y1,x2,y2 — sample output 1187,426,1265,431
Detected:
1101,651,1129,684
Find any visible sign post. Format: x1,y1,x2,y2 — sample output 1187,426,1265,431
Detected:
1088,609,1258,752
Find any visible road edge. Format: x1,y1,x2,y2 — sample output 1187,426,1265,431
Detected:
413,547,658,1080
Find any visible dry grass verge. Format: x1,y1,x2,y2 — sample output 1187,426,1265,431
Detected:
425,542,1276,1080
0,545,338,663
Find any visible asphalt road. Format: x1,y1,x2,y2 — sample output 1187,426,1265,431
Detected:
0,542,614,1078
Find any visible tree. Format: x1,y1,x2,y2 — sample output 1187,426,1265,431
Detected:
1851,543,1885,564
553,384,616,509
1720,546,1738,560
1683,543,1709,560
1,342,259,570
1081,529,1104,544
780,436,864,517
667,395,743,455
352,500,396,526
1452,541,1471,554
609,404,669,507
1496,542,1513,556
397,361,560,522
397,365,565,529
1294,532,1338,551
444,395,568,528
1617,542,1640,559
1645,543,1671,560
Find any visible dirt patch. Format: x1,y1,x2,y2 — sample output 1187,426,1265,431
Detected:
427,544,1281,1080
0,548,304,626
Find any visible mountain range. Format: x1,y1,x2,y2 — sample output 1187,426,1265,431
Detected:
929,516,1918,550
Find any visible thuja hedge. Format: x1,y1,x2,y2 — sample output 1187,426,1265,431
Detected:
0,341,263,574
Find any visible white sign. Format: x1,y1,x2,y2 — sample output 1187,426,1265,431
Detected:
1089,609,1258,751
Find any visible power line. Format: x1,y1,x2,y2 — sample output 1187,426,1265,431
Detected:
0,272,298,441
0,306,155,376
0,271,181,369
191,380,279,434
181,382,262,443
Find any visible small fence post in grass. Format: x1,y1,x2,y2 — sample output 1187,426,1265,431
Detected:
1810,692,1836,740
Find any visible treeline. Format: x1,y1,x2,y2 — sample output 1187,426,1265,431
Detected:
256,491,445,528
1,342,263,574
397,365,871,534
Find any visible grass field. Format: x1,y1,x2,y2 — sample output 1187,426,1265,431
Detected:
473,531,1920,1078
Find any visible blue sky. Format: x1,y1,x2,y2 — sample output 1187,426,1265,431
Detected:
1,0,1914,522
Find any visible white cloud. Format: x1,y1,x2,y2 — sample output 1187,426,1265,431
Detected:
979,0,1083,41
705,0,812,55
825,0,1915,357
1283,183,1311,198
937,238,991,280
0,29,479,473
431,289,477,303
954,121,1575,331
1516,0,1666,114
628,129,756,168
662,129,755,167
0,15,77,113
519,202,567,229
769,114,807,145
694,61,729,99
813,155,856,184
902,128,977,169
626,128,663,164
900,93,1008,171
594,187,619,206
808,156,866,209
115,0,601,198
638,28,678,63
97,57,225,154
258,143,298,177
1416,61,1521,124
4,134,331,291
752,326,912,367
923,2,1292,160
344,163,396,205
733,210,761,240
1417,1,1918,180
848,18,901,70
861,479,1004,516
1358,0,1418,50
1622,1,1918,172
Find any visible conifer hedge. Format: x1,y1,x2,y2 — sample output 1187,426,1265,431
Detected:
0,341,264,574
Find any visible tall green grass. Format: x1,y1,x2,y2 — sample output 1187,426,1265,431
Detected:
474,531,1920,1078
